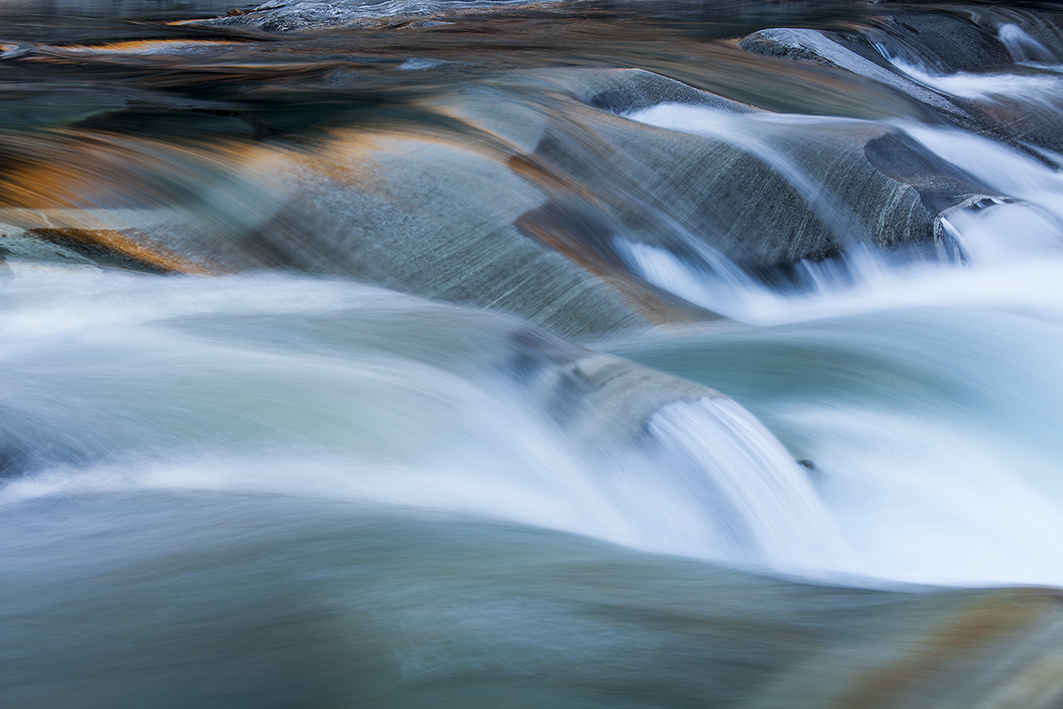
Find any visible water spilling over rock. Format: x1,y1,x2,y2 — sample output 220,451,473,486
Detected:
4,1,1063,706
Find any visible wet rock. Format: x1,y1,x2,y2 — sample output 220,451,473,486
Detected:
572,68,756,116
205,0,554,31
517,69,944,267
873,11,1013,73
0,223,100,273
0,442,30,477
741,11,1012,76
863,131,996,212
739,8,1063,156
738,27,965,117
1,212,207,275
969,7,1063,64
506,324,723,444
235,66,955,313
8,6,1061,333
0,65,964,333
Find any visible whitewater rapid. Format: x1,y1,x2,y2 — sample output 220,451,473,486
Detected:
0,271,842,574
7,3,1063,705
4,252,1063,589
613,256,1063,587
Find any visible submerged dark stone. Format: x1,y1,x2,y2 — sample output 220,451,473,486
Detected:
0,442,30,478
581,69,756,116
873,11,1013,73
3,1,1062,334
864,131,998,212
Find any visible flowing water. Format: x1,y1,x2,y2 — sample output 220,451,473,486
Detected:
4,1,1063,706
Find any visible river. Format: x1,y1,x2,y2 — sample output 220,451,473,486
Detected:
3,1,1063,706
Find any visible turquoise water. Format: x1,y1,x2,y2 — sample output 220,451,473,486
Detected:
611,262,1063,587
5,1,1063,705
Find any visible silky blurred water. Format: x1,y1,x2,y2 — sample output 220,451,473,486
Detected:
611,260,1063,587
5,1,1063,706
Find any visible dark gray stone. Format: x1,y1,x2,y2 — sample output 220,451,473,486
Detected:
874,11,1013,73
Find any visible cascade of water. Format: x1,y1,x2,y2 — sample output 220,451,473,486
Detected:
5,3,1063,705
625,104,873,246
615,51,1063,317
997,23,1058,64
644,397,846,575
0,272,849,576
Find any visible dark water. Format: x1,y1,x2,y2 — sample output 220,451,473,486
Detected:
4,1,1063,706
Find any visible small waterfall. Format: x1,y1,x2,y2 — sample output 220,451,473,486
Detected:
602,46,1063,319
625,103,873,246
0,272,846,576
611,257,1063,587
644,397,845,575
5,2,1063,706
997,23,1058,64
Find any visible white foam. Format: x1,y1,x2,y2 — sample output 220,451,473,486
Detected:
796,405,1063,587
870,36,1063,102
0,272,847,576
646,398,849,576
628,102,871,243
999,23,1058,64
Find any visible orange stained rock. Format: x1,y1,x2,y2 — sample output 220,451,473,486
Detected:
32,226,217,275
0,130,302,273
0,130,283,210
837,588,1063,708
39,39,239,56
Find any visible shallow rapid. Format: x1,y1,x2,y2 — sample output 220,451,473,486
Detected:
4,1,1063,706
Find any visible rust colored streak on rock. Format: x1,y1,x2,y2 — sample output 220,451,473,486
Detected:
840,589,1063,708
30,227,218,275
511,156,707,325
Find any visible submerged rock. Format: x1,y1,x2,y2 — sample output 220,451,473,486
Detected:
738,7,1063,155
0,63,981,336
0,442,30,478
204,0,562,31
3,491,1063,708
5,4,1063,337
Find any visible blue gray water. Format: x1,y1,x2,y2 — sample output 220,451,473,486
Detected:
4,1,1063,706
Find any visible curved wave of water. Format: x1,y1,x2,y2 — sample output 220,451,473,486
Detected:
0,271,848,577
611,258,1063,587
5,2,1063,705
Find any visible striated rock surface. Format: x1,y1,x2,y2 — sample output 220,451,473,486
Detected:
3,1,1063,337
3,488,1063,709
204,0,564,31
738,8,1063,155
0,63,981,336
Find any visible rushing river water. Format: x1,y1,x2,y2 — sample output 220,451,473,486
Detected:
4,1,1063,706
